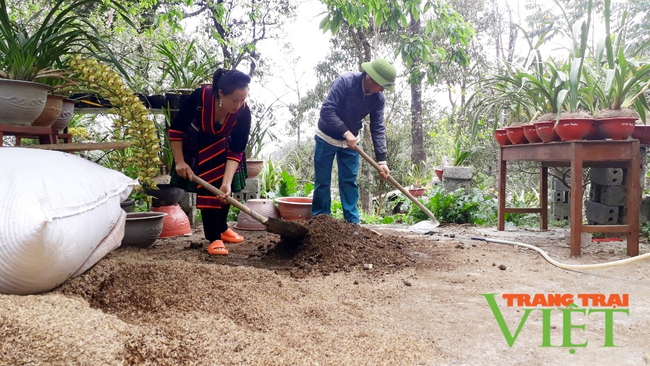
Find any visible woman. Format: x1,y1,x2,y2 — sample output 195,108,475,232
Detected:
169,69,251,255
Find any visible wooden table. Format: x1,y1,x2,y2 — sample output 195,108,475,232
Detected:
0,124,71,146
498,140,641,256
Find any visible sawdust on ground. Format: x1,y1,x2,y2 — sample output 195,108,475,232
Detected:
2,216,650,365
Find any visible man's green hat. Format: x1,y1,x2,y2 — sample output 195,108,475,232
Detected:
361,58,396,91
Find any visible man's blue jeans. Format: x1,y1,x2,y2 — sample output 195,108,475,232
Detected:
312,135,360,224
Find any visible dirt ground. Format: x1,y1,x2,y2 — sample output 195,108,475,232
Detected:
2,215,650,365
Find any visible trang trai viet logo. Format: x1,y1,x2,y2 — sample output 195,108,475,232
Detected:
482,293,629,353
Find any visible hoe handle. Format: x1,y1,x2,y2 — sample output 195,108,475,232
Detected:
191,175,268,224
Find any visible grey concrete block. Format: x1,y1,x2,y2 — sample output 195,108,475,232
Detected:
553,177,571,191
442,166,473,180
551,202,570,221
179,192,197,225
589,183,601,202
443,178,471,193
431,176,441,187
640,194,650,223
585,201,619,225
590,168,624,186
233,177,261,202
554,190,569,203
600,185,628,207
240,178,261,194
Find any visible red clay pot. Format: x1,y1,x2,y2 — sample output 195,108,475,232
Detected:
494,128,511,146
408,188,426,198
275,197,313,221
522,123,542,143
632,125,650,144
434,168,444,181
584,122,601,140
595,117,636,140
505,125,528,145
150,204,192,237
554,118,594,141
533,121,561,142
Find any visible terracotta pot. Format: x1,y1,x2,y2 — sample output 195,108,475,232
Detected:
522,123,542,143
533,121,561,142
235,199,280,231
494,128,511,146
144,184,185,207
434,168,444,181
151,204,192,237
554,118,594,141
247,159,264,178
33,94,65,127
632,125,650,144
505,125,528,145
584,122,601,140
0,79,49,126
275,197,313,221
595,117,636,140
51,98,75,132
408,188,426,198
121,212,167,248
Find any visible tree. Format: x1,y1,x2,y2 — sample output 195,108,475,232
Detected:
319,0,475,166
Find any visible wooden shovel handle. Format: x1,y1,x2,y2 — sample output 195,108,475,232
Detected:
355,146,439,223
191,175,268,224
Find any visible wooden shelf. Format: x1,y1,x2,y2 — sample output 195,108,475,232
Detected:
74,107,178,115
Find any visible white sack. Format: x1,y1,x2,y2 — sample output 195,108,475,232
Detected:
0,148,138,295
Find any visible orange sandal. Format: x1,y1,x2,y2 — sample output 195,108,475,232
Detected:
221,228,244,243
207,240,228,255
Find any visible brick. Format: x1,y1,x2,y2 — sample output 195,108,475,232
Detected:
585,201,619,225
590,168,624,186
442,166,473,180
589,183,601,202
443,178,471,193
553,177,571,191
551,202,570,221
600,186,627,207
554,190,569,203
640,194,650,223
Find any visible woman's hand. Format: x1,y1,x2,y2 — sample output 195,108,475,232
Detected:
218,182,232,202
175,161,193,179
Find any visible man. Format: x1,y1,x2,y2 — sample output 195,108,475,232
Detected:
312,58,396,225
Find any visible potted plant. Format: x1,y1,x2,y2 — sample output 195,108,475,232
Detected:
579,0,650,140
407,161,429,197
551,1,595,141
0,0,131,125
156,39,218,109
245,104,279,178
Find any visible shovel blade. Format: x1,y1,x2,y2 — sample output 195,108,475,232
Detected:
408,219,440,234
264,217,309,239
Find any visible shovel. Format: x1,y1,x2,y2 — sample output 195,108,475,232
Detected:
191,175,309,240
355,146,440,233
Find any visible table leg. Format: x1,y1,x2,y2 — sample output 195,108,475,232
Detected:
540,165,548,231
570,143,584,256
626,141,640,256
498,148,506,231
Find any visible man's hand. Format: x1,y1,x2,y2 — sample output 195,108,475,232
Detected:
378,162,390,179
343,131,357,149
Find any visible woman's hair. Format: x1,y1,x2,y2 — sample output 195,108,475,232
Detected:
212,68,251,97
